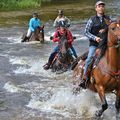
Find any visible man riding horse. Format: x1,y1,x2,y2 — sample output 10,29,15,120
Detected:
43,20,77,70
21,12,44,42
79,1,111,89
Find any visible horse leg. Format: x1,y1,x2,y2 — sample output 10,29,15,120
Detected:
95,86,108,117
41,29,44,42
115,89,120,119
40,29,44,43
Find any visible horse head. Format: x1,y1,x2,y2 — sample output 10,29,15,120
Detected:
108,18,120,48
34,26,44,42
59,35,69,58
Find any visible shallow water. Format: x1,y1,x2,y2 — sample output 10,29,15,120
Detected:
0,25,118,120
0,0,120,120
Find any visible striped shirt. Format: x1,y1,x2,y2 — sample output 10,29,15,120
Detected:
84,18,97,41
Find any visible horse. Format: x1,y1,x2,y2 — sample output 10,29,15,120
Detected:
51,35,74,74
73,19,120,118
21,26,44,43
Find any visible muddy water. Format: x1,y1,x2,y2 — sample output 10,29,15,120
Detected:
0,0,120,120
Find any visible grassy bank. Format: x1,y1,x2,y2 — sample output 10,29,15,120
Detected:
0,0,51,11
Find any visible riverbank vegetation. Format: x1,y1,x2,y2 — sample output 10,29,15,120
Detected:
0,0,51,11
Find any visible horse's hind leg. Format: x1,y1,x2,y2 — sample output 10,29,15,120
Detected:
115,89,120,119
95,86,108,117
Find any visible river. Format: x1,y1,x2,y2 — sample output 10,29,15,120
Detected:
0,0,120,120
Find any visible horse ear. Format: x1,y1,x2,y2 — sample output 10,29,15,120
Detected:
104,18,111,25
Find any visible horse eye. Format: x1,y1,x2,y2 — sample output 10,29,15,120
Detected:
112,28,115,30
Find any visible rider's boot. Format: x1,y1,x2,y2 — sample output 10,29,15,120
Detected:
79,74,90,89
43,61,51,70
21,36,29,42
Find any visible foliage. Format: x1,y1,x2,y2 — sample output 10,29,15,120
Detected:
0,0,43,10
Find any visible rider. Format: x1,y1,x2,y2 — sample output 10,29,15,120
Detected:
21,12,43,42
44,21,77,70
79,1,111,89
53,10,71,28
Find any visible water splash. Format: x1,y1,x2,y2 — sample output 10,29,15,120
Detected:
27,88,98,118
4,81,22,93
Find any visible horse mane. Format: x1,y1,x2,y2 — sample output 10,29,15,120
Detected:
97,32,108,60
99,40,107,59
58,33,68,46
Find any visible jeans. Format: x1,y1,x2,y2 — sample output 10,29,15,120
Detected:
83,46,97,75
26,28,32,38
70,46,77,58
48,46,59,62
48,45,77,63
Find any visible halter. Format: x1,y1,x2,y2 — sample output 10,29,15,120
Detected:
107,70,120,79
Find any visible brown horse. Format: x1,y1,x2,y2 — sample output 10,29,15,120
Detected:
22,26,44,43
73,19,120,117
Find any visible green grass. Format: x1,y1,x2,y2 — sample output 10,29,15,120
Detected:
0,0,47,11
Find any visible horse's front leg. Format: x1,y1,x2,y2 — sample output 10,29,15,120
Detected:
115,89,120,119
95,86,108,117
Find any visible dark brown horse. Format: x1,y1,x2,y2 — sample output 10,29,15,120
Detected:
73,19,120,117
51,35,74,74
22,26,44,43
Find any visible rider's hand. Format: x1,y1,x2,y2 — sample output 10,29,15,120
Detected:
95,37,102,43
99,29,105,33
50,36,53,40
96,48,100,55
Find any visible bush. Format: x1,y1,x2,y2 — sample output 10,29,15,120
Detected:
0,0,42,10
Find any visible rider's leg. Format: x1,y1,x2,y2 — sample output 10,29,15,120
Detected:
21,29,31,42
70,46,78,58
79,46,97,88
44,46,59,70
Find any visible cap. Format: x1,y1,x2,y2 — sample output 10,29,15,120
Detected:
33,12,38,17
95,1,105,7
58,10,64,15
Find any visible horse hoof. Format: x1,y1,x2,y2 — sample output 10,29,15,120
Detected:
95,110,102,117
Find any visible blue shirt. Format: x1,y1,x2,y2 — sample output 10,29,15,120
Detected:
29,18,41,32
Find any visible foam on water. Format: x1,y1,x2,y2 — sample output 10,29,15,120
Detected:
10,57,28,65
7,36,22,43
9,56,72,79
27,88,98,118
3,81,45,93
4,80,117,119
4,81,23,93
